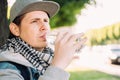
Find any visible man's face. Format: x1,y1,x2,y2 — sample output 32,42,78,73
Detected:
18,11,50,50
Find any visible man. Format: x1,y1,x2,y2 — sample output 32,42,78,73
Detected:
0,0,87,80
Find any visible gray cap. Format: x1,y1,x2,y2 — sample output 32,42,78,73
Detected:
10,0,60,22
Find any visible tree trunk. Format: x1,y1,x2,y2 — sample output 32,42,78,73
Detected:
0,0,9,46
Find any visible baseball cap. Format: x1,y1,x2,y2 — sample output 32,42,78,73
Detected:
10,0,60,22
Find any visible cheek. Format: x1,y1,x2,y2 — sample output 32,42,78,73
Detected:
19,25,36,40
47,27,51,32
46,24,51,31
25,28,37,39
19,29,37,47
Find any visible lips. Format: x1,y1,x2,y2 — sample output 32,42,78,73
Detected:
39,33,47,41
40,35,46,39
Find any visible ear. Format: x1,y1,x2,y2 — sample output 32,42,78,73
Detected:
9,23,20,36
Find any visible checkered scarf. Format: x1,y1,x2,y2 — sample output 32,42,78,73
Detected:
1,37,54,75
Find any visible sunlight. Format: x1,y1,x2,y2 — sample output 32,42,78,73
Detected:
73,0,120,33
7,0,16,6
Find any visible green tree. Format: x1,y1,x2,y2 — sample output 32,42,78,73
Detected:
49,0,95,28
113,24,120,40
86,23,120,46
0,0,9,46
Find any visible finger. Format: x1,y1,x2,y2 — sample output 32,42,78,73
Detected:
55,31,68,43
60,31,73,43
69,33,84,44
73,54,80,59
75,44,85,52
74,37,87,48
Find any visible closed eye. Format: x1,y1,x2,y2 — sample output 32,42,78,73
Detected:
32,20,37,23
30,18,49,23
44,19,49,22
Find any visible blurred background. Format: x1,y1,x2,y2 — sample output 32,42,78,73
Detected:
0,0,120,80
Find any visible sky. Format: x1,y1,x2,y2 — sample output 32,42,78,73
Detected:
73,0,120,33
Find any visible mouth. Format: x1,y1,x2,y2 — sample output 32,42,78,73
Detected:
39,34,47,41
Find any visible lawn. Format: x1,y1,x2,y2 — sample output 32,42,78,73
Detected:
69,70,120,80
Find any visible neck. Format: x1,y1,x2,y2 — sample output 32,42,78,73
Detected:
35,47,44,52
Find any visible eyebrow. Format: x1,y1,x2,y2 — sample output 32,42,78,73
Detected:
31,17,49,21
31,18,41,21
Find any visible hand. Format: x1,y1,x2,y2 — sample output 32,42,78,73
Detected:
51,30,87,69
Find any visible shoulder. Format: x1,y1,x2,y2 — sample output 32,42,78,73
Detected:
0,50,34,68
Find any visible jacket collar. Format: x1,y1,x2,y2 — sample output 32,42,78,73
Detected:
0,50,34,68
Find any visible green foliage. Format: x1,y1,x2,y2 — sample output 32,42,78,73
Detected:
86,22,120,46
49,0,95,28
69,70,120,80
113,24,120,39
107,26,114,40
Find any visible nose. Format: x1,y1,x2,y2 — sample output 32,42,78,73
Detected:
39,23,49,32
40,25,47,31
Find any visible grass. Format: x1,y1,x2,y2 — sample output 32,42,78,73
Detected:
69,70,120,80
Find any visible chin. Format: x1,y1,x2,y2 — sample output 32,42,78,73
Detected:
34,45,47,51
38,43,47,48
